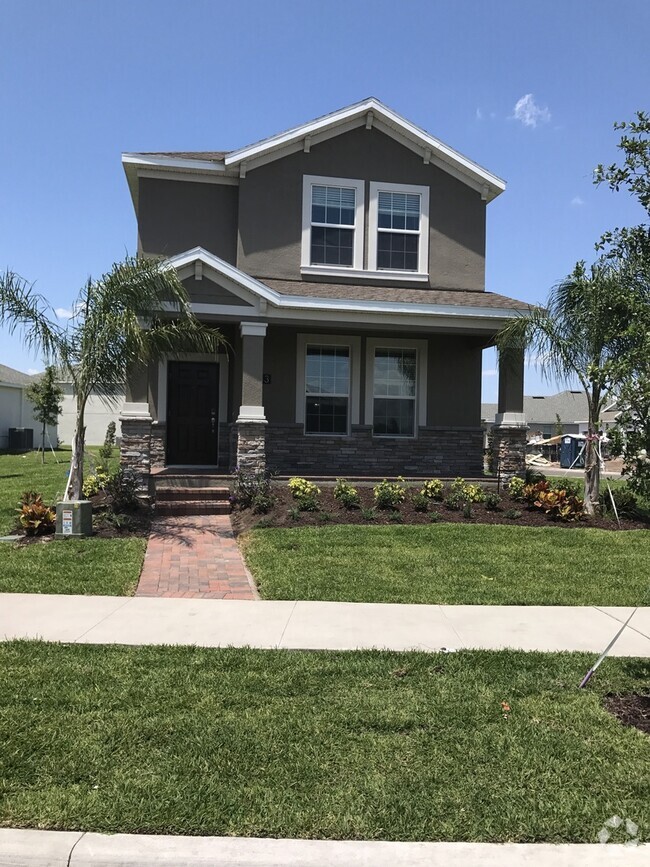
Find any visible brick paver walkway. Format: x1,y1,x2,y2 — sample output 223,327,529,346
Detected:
136,515,258,600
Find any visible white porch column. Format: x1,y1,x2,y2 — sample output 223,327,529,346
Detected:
236,321,267,471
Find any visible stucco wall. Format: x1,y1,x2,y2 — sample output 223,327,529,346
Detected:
237,126,486,290
0,384,57,449
138,177,239,262
58,384,123,446
262,325,482,427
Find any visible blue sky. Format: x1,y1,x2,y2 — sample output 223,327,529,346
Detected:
1,0,648,402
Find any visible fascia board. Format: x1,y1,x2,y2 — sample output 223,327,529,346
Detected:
121,153,227,173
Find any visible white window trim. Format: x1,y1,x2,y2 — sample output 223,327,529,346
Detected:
157,353,229,425
367,181,430,276
301,175,365,272
296,333,361,432
365,337,428,437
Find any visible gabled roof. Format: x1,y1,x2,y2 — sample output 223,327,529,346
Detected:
122,98,506,206
224,98,505,200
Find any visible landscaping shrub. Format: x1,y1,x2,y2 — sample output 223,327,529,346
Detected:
16,492,55,536
420,479,444,500
251,493,275,515
462,502,473,519
333,479,361,509
102,511,135,531
388,510,403,523
105,469,140,512
603,486,639,517
444,492,464,511
288,477,321,511
429,512,440,523
82,469,111,498
525,468,546,486
485,492,501,511
98,421,116,462
504,508,522,519
533,487,583,522
507,476,526,500
361,507,376,521
411,491,429,512
373,478,407,509
232,467,273,509
450,477,485,502
287,506,301,522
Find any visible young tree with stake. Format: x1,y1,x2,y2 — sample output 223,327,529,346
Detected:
25,365,63,463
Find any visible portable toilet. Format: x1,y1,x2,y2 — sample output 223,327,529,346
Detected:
560,435,585,469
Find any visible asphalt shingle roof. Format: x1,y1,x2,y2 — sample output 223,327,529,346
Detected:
0,364,39,387
261,279,531,310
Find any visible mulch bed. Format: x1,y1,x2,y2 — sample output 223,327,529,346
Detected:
231,485,649,535
604,693,650,734
13,494,151,545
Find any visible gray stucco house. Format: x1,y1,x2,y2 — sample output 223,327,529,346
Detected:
119,98,529,483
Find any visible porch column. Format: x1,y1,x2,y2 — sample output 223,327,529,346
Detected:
236,321,267,472
119,361,153,495
492,347,527,477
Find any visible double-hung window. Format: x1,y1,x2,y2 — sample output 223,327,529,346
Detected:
372,347,417,437
368,182,429,275
301,176,364,271
304,344,350,434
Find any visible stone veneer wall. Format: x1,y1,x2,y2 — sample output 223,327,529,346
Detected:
236,422,267,472
262,423,484,477
119,418,152,493
492,426,527,477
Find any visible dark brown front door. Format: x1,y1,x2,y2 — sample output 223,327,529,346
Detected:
166,361,219,465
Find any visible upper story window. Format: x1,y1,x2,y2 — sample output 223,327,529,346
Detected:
368,182,429,275
301,175,364,271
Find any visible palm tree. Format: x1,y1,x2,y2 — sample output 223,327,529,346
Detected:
496,260,636,515
0,256,223,500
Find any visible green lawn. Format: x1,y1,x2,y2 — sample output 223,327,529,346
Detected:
0,642,647,842
245,524,650,606
0,538,145,595
0,450,141,596
0,448,118,536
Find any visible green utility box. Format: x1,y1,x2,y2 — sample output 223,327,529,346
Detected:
55,501,93,538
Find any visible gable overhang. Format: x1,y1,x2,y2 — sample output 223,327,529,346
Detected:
224,98,505,201
165,248,524,334
121,153,234,213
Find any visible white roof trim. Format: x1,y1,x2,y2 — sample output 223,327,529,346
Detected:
224,98,505,200
122,153,227,173
167,247,524,324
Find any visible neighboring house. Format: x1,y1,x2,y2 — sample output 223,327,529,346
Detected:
482,390,620,439
57,380,123,446
0,364,56,450
119,98,530,482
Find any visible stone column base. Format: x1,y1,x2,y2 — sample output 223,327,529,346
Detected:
119,416,152,494
236,421,266,473
492,425,527,478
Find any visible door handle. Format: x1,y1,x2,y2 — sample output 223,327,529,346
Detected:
210,410,216,434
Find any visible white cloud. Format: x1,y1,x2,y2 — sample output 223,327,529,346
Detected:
482,368,498,377
55,307,74,320
512,93,550,128
475,107,483,121
27,368,42,376
570,195,584,206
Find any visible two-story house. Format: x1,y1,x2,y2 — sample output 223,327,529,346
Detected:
119,98,529,486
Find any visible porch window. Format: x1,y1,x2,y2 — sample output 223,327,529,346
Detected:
372,347,417,437
305,344,350,434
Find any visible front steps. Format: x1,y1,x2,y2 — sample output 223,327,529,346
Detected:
153,474,231,516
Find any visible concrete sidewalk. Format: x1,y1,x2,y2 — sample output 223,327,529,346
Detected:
0,829,646,866
1,593,649,654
